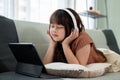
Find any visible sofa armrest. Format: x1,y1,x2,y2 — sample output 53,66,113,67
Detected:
86,29,120,54
0,16,18,72
103,29,120,54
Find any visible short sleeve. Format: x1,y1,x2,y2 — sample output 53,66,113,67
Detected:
71,31,93,53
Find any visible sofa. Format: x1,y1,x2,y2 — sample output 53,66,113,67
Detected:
0,16,120,80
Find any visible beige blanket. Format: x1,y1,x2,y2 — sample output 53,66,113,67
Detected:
97,48,120,72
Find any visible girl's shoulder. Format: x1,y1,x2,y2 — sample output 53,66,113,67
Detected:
78,31,91,39
74,31,93,45
71,31,93,53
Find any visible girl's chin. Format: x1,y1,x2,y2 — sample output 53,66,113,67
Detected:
52,37,64,42
53,39,62,42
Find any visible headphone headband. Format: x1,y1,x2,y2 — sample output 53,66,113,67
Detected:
63,9,79,31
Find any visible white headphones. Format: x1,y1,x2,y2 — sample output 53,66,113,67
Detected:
63,9,79,31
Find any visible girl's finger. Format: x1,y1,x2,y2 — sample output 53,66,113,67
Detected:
46,30,50,35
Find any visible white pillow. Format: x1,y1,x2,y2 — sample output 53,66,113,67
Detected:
97,48,120,72
45,62,111,78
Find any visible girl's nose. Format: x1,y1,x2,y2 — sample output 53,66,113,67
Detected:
53,26,57,31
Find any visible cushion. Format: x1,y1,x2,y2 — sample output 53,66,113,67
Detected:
45,62,111,78
102,29,120,54
86,29,109,49
0,16,18,72
97,48,120,72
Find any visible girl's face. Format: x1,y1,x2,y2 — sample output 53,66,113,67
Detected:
50,24,65,42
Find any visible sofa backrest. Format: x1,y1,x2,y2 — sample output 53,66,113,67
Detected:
86,29,109,49
14,20,50,60
102,29,120,53
86,29,120,54
14,20,120,56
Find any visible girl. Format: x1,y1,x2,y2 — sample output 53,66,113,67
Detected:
43,8,107,66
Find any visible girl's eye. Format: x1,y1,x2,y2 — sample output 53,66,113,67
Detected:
50,24,64,29
57,26,64,29
50,25,54,28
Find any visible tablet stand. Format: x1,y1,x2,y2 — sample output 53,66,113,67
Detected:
16,62,43,77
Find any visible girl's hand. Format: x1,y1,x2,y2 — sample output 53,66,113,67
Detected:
46,30,56,45
62,29,79,45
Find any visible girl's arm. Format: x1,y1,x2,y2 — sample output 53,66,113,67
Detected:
62,44,79,64
75,44,90,66
43,41,56,64
62,29,91,65
62,43,91,65
43,30,56,64
62,29,79,64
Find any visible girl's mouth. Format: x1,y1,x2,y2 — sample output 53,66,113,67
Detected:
52,34,58,37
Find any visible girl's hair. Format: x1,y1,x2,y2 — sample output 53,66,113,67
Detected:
50,8,85,62
49,8,85,38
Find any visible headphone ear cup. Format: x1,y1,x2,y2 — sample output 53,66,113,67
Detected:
63,9,79,32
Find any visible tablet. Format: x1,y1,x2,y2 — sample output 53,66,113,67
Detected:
8,43,47,77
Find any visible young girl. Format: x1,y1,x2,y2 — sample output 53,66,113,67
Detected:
43,8,107,66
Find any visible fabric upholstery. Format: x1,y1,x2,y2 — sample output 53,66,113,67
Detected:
45,62,111,78
102,29,120,54
0,16,18,72
98,48,120,72
14,20,49,60
86,29,109,49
